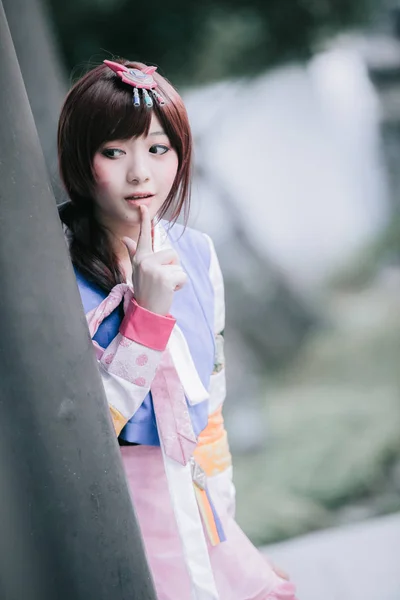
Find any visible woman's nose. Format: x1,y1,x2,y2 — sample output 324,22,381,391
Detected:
127,155,150,184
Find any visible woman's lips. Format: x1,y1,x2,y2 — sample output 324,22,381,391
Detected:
125,194,154,207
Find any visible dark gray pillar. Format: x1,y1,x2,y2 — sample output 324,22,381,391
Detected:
0,2,157,599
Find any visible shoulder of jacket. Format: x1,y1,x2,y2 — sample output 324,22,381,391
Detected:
161,220,211,267
74,268,108,313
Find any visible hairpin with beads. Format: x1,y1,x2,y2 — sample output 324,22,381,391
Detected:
103,60,166,108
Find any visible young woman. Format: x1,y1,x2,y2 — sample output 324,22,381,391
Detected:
58,58,297,600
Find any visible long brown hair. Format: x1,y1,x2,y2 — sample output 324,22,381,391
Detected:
58,59,192,291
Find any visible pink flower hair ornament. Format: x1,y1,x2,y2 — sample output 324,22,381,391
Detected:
103,59,166,108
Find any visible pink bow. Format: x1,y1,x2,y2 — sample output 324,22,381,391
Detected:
86,283,132,339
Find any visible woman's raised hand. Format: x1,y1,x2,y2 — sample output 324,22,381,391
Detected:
122,206,187,316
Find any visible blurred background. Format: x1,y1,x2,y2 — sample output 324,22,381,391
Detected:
5,0,400,597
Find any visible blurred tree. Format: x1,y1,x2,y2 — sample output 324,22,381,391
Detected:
46,0,379,85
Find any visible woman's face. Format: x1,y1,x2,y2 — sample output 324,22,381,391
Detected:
92,113,178,235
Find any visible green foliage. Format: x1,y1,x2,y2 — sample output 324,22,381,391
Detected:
233,283,400,544
46,0,379,85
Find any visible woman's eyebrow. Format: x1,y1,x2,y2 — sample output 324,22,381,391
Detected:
149,130,167,137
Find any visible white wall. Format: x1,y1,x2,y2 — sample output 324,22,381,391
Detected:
185,39,390,291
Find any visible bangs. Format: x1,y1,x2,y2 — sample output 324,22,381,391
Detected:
87,76,153,152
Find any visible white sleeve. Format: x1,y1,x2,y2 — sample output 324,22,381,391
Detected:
204,234,226,413
89,296,176,436
203,234,236,518
97,332,164,435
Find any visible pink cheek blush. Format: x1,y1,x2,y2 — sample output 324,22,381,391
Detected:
92,159,113,190
97,179,112,190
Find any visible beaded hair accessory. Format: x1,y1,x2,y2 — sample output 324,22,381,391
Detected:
103,60,166,108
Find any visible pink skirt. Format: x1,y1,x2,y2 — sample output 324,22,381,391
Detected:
121,446,298,600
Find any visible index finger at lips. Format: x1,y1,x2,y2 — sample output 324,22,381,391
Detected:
136,205,153,255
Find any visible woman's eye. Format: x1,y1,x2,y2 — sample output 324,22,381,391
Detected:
101,148,125,159
149,144,169,155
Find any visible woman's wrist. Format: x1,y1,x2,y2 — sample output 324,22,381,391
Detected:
134,296,170,317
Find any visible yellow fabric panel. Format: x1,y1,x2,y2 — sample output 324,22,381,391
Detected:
109,405,128,436
194,406,232,477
